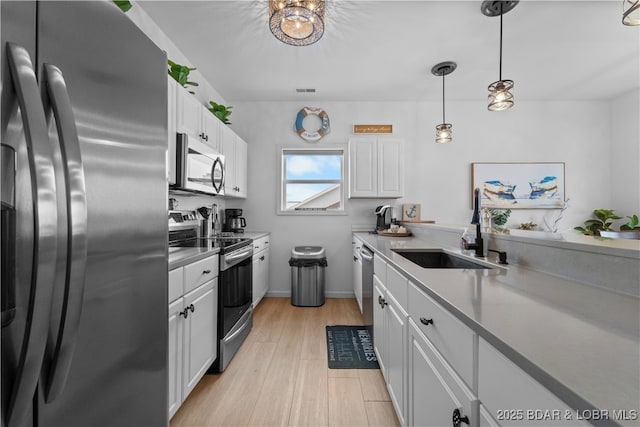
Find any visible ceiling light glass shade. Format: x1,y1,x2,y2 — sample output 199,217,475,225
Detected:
488,79,514,111
269,0,325,46
435,123,452,144
623,0,640,25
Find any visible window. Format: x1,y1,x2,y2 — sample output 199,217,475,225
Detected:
279,147,346,215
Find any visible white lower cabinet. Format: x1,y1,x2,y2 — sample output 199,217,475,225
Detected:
373,266,407,426
478,338,590,427
252,235,270,307
168,254,218,419
408,319,477,427
353,239,363,313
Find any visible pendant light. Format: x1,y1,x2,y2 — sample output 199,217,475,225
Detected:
623,0,640,25
482,1,518,112
431,61,457,144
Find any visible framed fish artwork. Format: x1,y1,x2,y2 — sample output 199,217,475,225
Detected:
471,162,565,209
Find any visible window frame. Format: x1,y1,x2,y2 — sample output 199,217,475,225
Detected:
277,145,347,216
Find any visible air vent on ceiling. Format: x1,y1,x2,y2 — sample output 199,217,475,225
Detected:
296,88,316,93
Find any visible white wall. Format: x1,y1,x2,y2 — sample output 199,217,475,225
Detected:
610,88,640,219
230,98,624,298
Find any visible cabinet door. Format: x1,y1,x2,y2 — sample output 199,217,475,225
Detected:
385,293,407,426
200,108,220,152
183,279,217,397
167,76,177,185
221,125,237,194
373,277,387,376
408,320,476,427
353,253,363,314
177,86,202,138
168,297,184,419
349,138,377,198
378,139,403,197
234,136,247,198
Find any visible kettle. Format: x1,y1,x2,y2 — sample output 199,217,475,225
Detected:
375,205,392,232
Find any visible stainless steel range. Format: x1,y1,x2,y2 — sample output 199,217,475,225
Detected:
169,210,253,372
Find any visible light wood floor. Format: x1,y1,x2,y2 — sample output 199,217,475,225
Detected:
170,297,400,427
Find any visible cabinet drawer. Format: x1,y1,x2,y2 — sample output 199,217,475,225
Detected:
169,267,184,303
184,255,219,293
408,282,474,387
253,236,266,253
373,254,387,284
478,339,590,426
386,265,407,311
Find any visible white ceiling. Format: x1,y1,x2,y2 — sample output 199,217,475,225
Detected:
139,0,640,103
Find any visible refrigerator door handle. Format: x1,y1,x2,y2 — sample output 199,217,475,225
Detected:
5,42,59,425
41,64,88,402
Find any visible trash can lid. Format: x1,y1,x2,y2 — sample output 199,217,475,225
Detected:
291,246,325,259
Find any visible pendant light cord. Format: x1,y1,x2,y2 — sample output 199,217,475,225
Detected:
442,72,446,123
499,1,503,81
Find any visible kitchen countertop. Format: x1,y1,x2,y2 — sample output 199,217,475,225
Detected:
168,231,269,270
354,232,639,426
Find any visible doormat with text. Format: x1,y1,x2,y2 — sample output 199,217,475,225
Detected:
326,325,379,369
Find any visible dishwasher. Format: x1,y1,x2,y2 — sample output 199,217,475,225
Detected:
360,245,374,329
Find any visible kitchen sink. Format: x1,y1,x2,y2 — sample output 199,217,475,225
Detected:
392,249,493,269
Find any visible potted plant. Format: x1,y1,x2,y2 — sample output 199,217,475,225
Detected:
600,214,640,239
489,208,511,233
575,209,640,239
168,59,199,94
208,101,232,125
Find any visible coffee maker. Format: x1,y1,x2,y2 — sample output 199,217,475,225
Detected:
375,205,392,232
223,208,246,233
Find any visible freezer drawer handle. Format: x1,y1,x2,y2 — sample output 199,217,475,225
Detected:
40,62,89,404
4,42,59,426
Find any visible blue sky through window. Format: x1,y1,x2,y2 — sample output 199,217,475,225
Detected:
285,154,341,180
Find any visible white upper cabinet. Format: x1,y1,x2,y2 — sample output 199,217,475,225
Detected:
222,126,247,199
167,76,177,185
348,137,404,198
176,85,220,153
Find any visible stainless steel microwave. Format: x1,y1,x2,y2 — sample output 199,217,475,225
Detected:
172,133,225,195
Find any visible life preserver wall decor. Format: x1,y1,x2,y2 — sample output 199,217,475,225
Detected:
294,107,330,142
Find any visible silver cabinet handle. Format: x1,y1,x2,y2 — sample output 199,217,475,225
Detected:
41,63,88,403
5,42,59,425
203,269,212,274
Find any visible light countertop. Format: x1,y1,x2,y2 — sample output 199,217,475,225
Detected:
354,232,639,426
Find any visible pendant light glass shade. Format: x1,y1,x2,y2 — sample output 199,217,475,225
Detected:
488,79,514,111
431,61,457,144
435,123,452,144
623,0,640,25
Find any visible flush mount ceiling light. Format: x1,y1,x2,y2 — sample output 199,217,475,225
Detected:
482,0,518,112
623,0,640,25
431,61,457,144
269,0,325,46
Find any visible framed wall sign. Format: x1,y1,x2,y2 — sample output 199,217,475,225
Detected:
353,124,393,134
471,162,565,209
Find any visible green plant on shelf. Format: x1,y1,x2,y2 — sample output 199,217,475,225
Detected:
168,59,199,94
574,209,622,236
208,101,233,125
620,214,640,231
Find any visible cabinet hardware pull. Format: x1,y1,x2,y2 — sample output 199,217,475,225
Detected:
354,256,358,262
420,317,434,326
180,309,189,319
188,304,195,313
378,296,387,308
203,269,211,274
260,256,265,261
452,408,469,427
204,134,209,141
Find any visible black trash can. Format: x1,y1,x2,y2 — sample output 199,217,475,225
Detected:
289,246,327,307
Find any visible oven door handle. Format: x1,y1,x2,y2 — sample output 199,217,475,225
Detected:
221,246,253,270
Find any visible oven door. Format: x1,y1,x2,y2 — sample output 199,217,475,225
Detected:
219,255,252,337
174,133,225,195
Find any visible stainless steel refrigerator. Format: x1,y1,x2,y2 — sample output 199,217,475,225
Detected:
1,1,169,426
